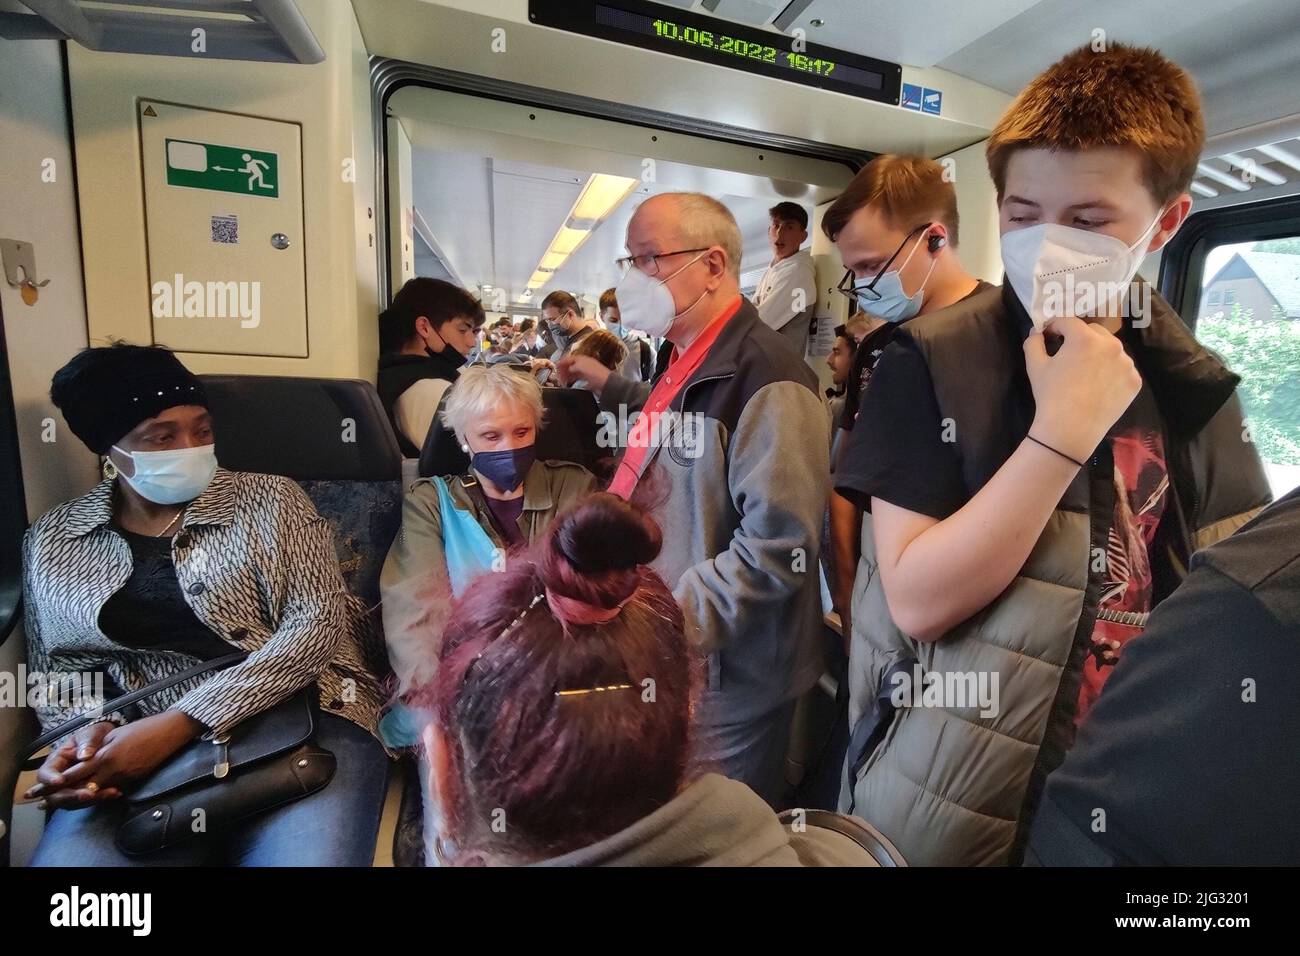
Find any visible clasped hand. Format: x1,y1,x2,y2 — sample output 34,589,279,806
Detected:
23,711,202,810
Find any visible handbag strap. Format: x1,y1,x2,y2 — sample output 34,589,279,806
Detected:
22,651,248,763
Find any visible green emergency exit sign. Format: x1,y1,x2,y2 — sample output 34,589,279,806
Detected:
165,138,278,198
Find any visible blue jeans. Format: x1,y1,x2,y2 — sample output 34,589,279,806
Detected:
692,699,798,808
29,714,390,867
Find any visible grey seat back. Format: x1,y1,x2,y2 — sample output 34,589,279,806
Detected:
200,375,404,671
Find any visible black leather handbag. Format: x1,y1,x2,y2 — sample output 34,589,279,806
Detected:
22,652,337,855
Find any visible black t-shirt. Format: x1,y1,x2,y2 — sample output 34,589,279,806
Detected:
839,281,994,434
97,527,239,661
1075,353,1174,729
834,338,968,517
839,321,897,434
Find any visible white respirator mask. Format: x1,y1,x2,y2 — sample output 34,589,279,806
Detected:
1001,210,1165,331
614,252,709,338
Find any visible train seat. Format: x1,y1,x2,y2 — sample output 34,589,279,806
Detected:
200,375,408,866
777,809,908,866
200,374,404,648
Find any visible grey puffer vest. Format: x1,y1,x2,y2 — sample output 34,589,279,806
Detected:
842,282,1272,866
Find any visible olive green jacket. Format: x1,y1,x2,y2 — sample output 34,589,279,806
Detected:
379,460,597,693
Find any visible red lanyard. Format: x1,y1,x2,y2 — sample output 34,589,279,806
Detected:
608,296,741,499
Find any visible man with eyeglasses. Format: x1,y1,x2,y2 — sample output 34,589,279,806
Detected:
822,155,988,641
753,202,819,357
555,192,829,808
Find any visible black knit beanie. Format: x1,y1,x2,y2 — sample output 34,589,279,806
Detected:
50,344,208,454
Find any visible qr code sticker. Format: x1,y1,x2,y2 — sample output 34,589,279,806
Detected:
211,215,238,244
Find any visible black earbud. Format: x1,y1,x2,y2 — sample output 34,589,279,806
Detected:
927,233,946,253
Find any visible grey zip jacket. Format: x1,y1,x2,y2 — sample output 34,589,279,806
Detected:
599,297,830,726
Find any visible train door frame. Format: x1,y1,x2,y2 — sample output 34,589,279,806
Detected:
367,57,873,305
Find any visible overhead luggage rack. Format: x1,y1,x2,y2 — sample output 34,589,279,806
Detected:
1192,121,1300,201
0,0,324,64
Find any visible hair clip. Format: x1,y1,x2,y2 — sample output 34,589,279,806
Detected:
554,683,634,698
482,591,545,652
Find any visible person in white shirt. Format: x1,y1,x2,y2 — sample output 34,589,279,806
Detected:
753,202,818,357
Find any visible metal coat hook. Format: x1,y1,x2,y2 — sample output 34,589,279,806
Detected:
1,238,51,288
1,238,50,305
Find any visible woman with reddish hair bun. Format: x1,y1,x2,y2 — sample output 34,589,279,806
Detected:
409,493,885,867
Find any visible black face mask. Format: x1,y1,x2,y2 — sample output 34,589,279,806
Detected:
426,336,469,367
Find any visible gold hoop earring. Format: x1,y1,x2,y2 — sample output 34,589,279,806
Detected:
102,456,119,481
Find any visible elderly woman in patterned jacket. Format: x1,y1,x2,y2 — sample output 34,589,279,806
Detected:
21,343,388,866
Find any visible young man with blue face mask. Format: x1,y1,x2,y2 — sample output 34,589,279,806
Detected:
836,44,1272,867
822,155,989,642
599,287,652,383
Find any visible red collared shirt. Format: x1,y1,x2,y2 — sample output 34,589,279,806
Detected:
608,295,742,499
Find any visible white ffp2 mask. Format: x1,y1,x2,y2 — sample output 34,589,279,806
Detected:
1001,211,1164,331
615,252,708,338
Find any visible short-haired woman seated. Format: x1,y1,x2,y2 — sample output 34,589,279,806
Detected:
379,365,596,737
410,494,883,866
22,344,388,866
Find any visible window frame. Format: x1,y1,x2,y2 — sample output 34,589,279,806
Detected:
1160,194,1300,498
1159,194,1300,329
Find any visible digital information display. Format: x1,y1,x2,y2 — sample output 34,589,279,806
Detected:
529,0,901,106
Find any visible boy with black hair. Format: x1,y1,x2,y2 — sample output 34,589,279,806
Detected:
377,277,485,457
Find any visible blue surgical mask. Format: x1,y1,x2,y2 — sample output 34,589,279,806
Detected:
853,234,937,323
112,443,217,505
471,443,537,493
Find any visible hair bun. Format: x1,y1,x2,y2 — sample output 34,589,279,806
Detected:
541,494,662,608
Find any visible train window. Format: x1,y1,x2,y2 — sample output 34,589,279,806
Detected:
1163,196,1300,498
0,301,29,647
